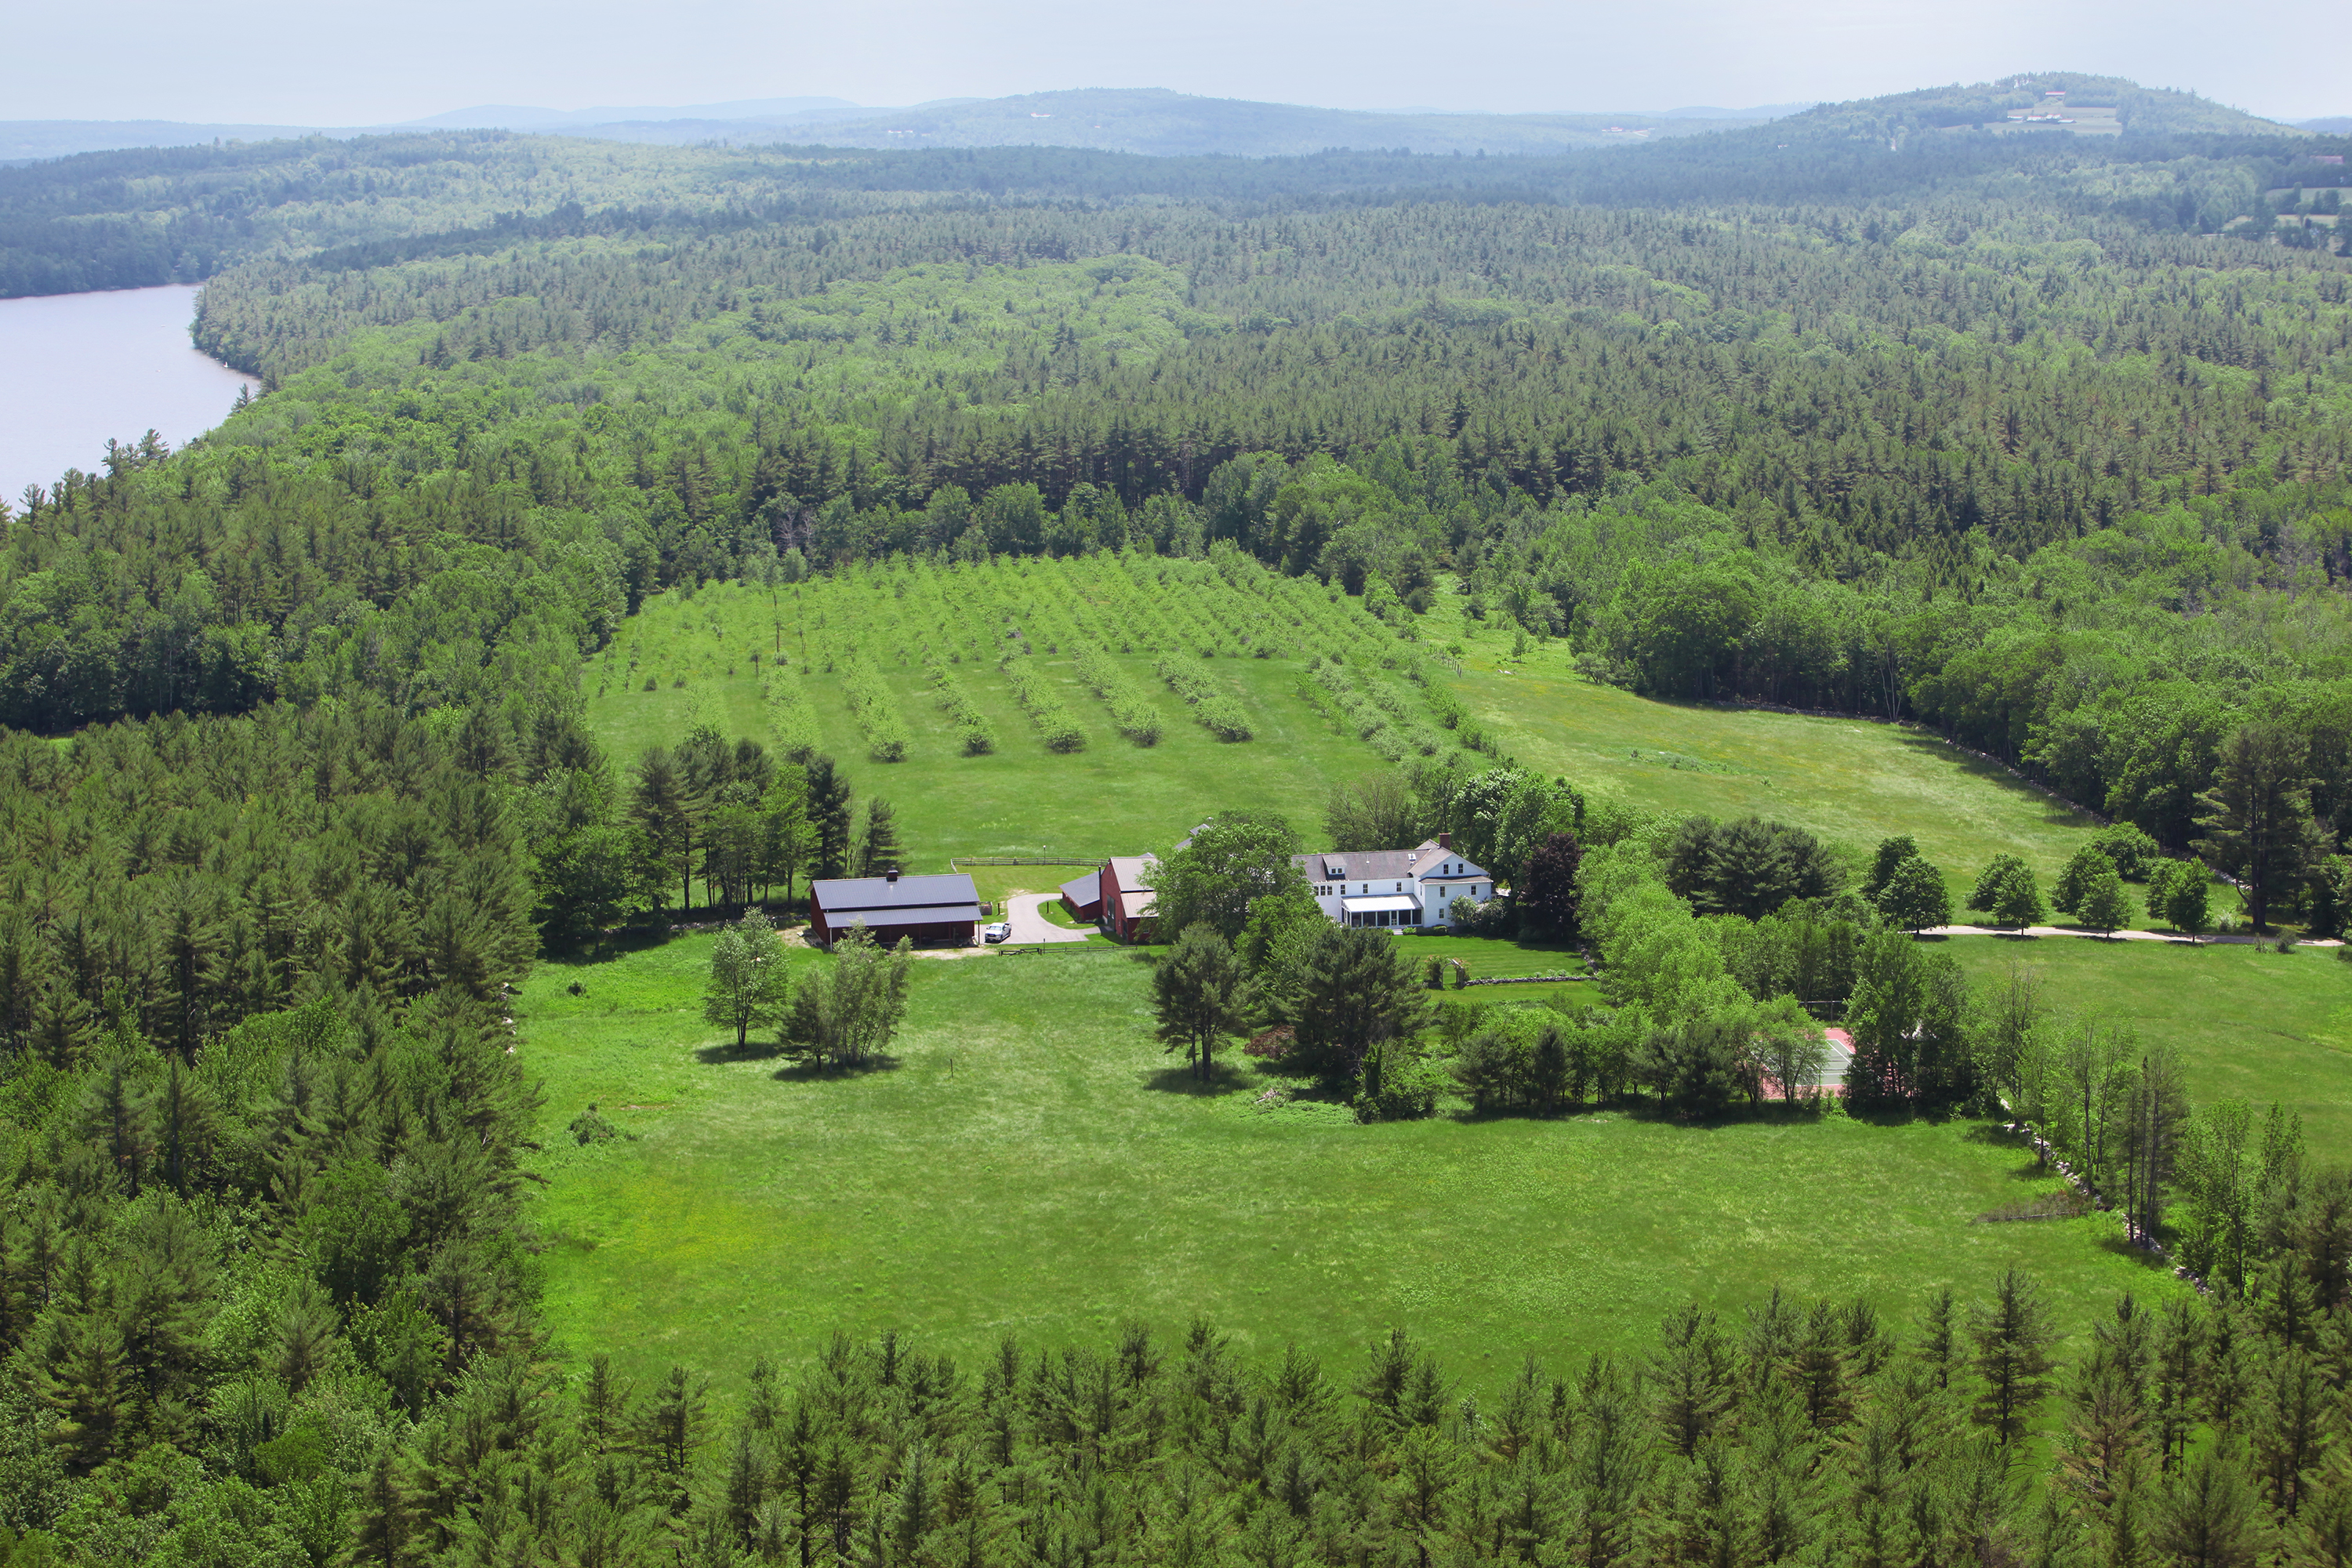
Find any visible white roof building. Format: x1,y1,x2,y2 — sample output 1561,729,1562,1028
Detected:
1290,837,1494,931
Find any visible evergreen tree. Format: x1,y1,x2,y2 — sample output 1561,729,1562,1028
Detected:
804,756,855,881
1969,1268,2059,1444
2195,722,2326,934
1647,1304,1733,1458
631,746,695,915
346,1443,424,1566
1286,925,1428,1080
1151,925,1247,1083
858,798,904,877
2156,1442,2260,1568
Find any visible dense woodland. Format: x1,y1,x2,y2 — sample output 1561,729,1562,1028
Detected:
0,69,2348,1561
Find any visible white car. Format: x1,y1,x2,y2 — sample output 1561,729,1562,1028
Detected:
982,922,1012,944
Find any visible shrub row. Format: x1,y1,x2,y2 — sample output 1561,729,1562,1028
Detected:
1001,658,1089,752
1156,656,1254,742
1071,644,1163,746
841,652,910,762
762,666,822,763
927,662,997,756
1308,657,1441,761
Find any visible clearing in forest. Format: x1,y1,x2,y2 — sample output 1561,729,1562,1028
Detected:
1944,938,2352,1162
581,557,2121,895
1442,610,2111,909
521,931,2180,1396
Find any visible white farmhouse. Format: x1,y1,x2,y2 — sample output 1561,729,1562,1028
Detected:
1290,835,1493,931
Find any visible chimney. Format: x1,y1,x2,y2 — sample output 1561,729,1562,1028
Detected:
885,870,899,884
1437,833,1452,851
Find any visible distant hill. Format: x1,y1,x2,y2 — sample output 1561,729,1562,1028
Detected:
1759,72,2303,143
2294,116,2352,134
394,96,873,131
739,88,1779,156
0,119,343,162
0,76,2303,168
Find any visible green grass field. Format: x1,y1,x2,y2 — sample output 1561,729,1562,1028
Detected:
585,580,1395,866
522,931,2182,1399
583,570,2122,913
1440,611,2112,912
1944,937,2352,1160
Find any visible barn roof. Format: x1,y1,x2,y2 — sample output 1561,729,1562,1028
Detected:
811,873,982,925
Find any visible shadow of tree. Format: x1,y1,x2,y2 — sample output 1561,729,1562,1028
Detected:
695,1041,784,1065
770,1056,899,1081
1140,1063,1250,1097
1964,1120,2058,1181
2094,1231,2176,1273
1888,728,2096,828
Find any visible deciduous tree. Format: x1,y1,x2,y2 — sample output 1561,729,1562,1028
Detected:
704,909,791,1050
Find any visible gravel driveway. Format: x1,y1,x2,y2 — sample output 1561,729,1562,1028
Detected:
1004,891,1091,945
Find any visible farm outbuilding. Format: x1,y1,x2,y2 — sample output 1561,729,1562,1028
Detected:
1058,871,1103,922
1099,856,1159,942
808,872,982,948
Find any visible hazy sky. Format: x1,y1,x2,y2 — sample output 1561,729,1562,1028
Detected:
13,0,2344,125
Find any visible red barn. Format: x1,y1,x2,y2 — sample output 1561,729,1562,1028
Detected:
1099,856,1159,942
1058,869,1104,922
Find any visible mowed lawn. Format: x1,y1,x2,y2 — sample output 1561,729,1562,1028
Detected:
1944,937,2352,1160
522,933,2180,1396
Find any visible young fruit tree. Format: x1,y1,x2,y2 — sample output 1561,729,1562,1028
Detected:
702,909,791,1049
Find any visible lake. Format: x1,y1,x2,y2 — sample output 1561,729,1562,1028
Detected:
0,283,257,505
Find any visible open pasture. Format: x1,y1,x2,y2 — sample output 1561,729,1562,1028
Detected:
583,559,2132,909
1442,608,2114,908
522,931,2180,1397
1945,937,2352,1161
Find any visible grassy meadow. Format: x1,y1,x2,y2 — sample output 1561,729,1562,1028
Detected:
583,564,2119,906
1438,606,2114,913
1945,937,2352,1161
532,561,2329,1397
522,930,2183,1400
